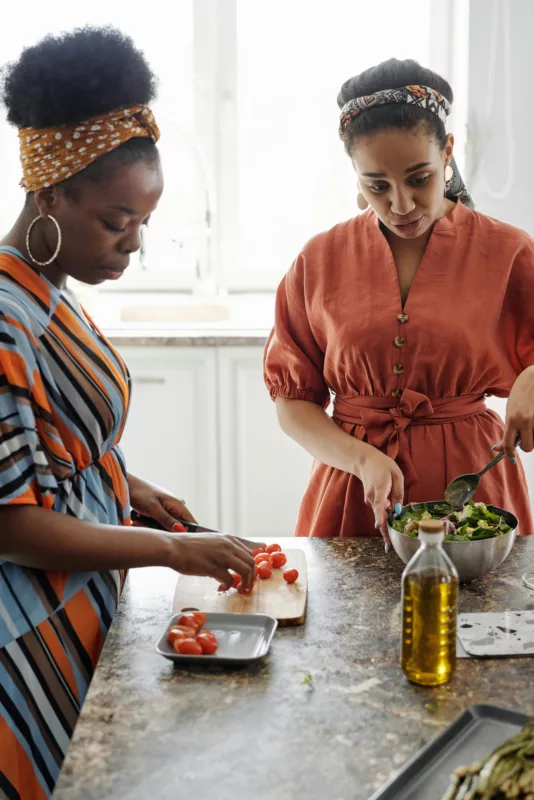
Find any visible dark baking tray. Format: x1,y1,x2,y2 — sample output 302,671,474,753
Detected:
369,704,528,799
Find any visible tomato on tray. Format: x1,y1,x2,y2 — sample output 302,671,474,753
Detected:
196,632,219,655
175,638,203,656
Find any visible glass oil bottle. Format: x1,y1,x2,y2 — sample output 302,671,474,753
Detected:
401,518,459,686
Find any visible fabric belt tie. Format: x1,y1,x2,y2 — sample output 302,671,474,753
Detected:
333,389,486,488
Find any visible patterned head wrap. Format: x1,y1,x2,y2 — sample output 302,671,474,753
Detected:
18,104,160,193
339,84,473,209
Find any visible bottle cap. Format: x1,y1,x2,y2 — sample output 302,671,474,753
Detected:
418,519,445,535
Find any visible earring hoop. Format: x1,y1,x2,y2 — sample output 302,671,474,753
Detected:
445,164,454,183
26,215,62,267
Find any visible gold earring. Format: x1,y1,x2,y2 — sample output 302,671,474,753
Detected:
26,215,62,266
357,191,369,211
445,164,454,183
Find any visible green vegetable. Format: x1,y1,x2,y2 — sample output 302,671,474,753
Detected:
391,500,512,543
440,719,534,799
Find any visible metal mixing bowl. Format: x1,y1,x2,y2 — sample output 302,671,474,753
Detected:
387,501,518,583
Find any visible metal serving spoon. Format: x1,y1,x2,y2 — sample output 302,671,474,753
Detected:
444,438,520,507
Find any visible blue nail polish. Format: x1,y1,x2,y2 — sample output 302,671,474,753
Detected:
375,519,379,529
394,503,402,517
510,457,517,465
491,443,500,451
385,543,390,554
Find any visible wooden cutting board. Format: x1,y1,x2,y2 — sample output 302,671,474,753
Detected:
172,549,307,626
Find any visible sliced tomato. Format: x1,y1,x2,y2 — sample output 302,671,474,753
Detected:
271,551,287,568
175,638,203,656
191,612,207,629
238,581,255,595
177,613,201,631
167,625,196,646
196,633,219,655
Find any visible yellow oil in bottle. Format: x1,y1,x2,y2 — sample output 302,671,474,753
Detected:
401,519,459,686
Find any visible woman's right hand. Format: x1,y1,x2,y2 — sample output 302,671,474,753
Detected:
169,533,263,590
357,450,404,546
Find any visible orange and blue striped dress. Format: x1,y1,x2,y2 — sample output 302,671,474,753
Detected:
0,248,131,799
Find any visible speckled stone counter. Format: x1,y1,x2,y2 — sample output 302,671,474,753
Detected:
53,538,534,800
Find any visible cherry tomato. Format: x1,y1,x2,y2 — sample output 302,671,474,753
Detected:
230,572,241,589
251,548,266,558
238,582,255,595
283,568,299,584
271,551,287,568
196,633,219,655
191,612,207,629
265,544,282,554
257,560,273,579
175,638,203,656
172,522,187,532
167,625,196,646
177,613,200,631
200,629,217,641
254,553,272,566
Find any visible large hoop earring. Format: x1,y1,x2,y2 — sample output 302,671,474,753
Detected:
26,215,62,267
357,191,369,211
444,164,454,188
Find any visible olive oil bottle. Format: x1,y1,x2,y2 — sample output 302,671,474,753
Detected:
401,519,459,686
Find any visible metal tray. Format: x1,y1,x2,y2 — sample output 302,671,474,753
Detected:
156,612,277,666
369,704,528,799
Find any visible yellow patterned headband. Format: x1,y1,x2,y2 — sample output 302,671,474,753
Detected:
19,104,160,193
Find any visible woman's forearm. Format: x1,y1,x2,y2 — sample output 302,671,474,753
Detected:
0,505,172,571
275,397,375,477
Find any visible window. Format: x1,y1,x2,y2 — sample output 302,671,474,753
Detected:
0,1,465,293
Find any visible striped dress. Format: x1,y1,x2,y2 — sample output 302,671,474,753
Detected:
0,248,131,800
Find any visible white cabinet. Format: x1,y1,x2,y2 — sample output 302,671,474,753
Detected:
116,344,312,536
218,347,312,538
118,347,219,530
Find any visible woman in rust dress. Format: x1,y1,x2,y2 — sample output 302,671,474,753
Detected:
264,59,534,544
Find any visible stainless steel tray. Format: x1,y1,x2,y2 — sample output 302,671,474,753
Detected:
369,704,528,799
156,611,277,666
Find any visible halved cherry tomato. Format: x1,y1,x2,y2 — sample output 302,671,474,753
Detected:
265,543,282,554
257,560,273,579
230,572,241,589
177,613,201,631
196,633,219,655
175,638,203,656
167,625,196,646
271,551,287,568
283,568,299,584
238,581,255,595
255,553,272,566
200,629,217,641
251,548,266,558
191,612,207,629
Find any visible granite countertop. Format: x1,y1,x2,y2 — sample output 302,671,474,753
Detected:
53,538,534,800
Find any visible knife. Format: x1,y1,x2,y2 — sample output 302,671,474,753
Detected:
130,510,220,533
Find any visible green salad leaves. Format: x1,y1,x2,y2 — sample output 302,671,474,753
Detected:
391,500,513,542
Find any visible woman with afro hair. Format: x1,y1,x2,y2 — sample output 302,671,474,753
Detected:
0,27,259,799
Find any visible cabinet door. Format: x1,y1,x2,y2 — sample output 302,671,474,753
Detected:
117,346,219,529
218,347,313,538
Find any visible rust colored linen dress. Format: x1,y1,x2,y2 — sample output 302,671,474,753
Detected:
264,201,534,537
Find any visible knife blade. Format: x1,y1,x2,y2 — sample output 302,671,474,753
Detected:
130,510,220,534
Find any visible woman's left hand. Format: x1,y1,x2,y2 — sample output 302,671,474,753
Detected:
128,473,197,531
497,366,534,460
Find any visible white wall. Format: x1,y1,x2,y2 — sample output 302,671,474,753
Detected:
467,0,534,509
